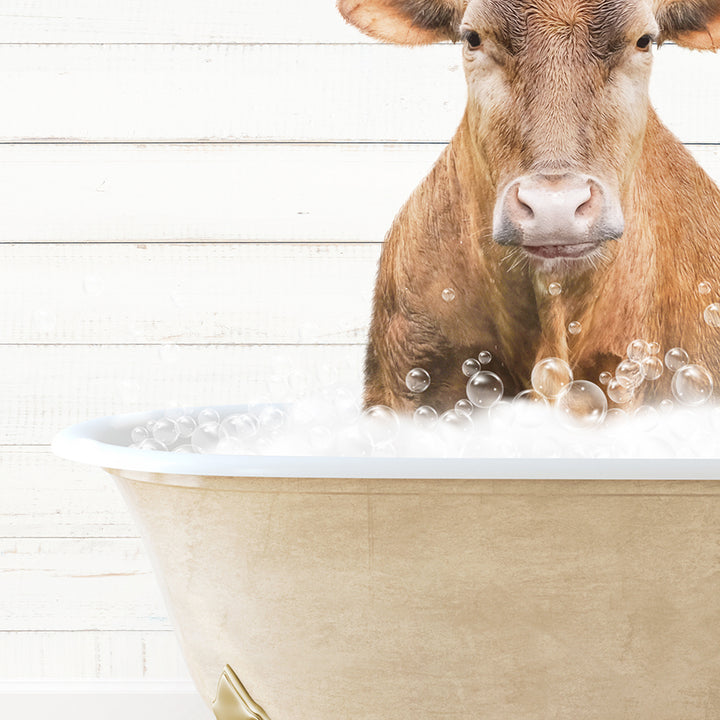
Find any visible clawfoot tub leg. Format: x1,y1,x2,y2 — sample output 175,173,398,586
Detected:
212,665,272,720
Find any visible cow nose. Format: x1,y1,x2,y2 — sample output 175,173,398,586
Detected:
493,173,623,249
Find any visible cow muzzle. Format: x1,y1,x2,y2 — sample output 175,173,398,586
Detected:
493,173,624,261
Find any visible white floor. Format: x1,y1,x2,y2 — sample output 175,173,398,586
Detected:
0,681,213,720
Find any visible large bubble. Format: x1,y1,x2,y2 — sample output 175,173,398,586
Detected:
704,303,720,328
665,347,689,372
627,339,650,361
641,356,664,381
413,405,438,429
556,380,607,428
531,358,573,400
606,377,633,404
466,371,504,408
360,405,400,446
405,368,431,393
462,358,480,377
512,389,548,427
616,359,643,389
671,364,714,406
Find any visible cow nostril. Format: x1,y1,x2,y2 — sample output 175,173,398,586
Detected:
575,198,592,218
513,185,534,220
574,185,596,219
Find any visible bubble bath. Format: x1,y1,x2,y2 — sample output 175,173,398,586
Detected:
119,337,720,459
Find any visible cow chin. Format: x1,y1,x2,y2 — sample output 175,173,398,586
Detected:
521,225,623,273
521,240,607,273
494,219,624,273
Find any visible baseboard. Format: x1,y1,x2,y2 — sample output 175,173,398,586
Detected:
0,680,214,720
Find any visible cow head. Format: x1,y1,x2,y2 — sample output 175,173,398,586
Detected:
338,0,720,269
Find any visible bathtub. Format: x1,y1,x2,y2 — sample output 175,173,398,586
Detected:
53,405,720,720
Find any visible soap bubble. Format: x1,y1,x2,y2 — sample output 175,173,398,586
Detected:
489,400,514,430
265,374,288,398
548,282,562,296
309,426,334,453
455,399,474,417
699,281,712,295
703,303,720,327
604,408,627,425
314,362,339,387
130,425,150,444
138,438,167,452
191,422,221,453
288,370,310,397
478,351,492,365
335,425,371,456
512,390,548,427
462,358,481,377
648,342,660,355
671,364,713,406
333,387,361,423
568,321,582,335
438,409,474,435
197,408,220,426
220,413,258,441
152,418,179,445
173,444,196,453
606,377,633,404
466,371,504,408
598,371,612,385
627,339,650,361
442,288,455,302
616,359,643,389
166,407,189,420
258,407,286,433
659,399,673,413
641,356,664,381
405,368,431,393
634,405,659,432
413,405,438,429
531,358,573,400
361,405,400,446
556,380,607,428
665,347,689,372
176,415,197,438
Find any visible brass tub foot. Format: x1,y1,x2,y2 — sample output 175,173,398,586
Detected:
212,665,272,720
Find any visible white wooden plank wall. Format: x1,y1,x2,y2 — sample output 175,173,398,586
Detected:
0,0,718,700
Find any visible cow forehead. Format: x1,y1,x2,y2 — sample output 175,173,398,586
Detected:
463,0,656,52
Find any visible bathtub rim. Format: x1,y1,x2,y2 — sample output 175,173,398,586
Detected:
51,404,720,480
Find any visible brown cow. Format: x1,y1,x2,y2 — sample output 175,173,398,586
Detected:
337,0,720,413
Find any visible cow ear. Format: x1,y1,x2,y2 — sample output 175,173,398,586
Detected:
337,0,464,45
655,0,720,50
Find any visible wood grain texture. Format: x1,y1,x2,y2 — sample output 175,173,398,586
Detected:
0,243,378,344
0,0,363,44
0,143,442,242
2,344,364,444
0,448,135,538
0,538,170,631
0,143,717,243
0,631,190,678
0,43,711,142
0,44,465,142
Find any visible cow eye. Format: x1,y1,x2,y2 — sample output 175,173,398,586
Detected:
636,34,652,50
463,30,482,50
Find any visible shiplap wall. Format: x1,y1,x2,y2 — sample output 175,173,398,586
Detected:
1,0,719,700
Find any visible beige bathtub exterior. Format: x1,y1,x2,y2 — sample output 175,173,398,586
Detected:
108,470,720,720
